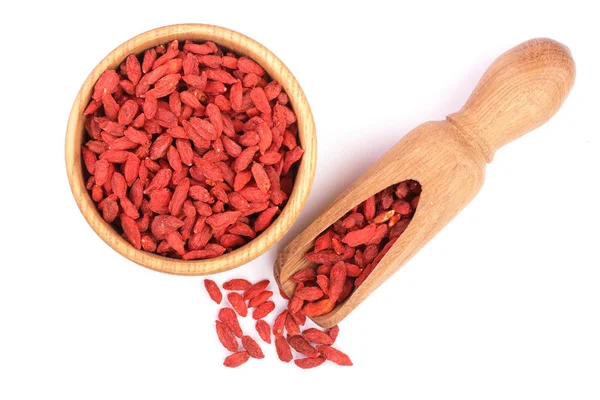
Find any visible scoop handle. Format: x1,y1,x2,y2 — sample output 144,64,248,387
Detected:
447,38,575,162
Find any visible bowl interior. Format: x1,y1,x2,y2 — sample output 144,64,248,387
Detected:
65,24,316,275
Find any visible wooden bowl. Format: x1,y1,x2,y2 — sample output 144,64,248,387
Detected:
65,24,316,275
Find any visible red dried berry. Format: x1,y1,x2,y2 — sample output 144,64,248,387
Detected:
252,301,275,320
317,345,353,366
302,328,334,345
275,336,293,363
328,325,340,343
227,292,248,317
288,335,320,358
288,293,304,315
291,311,306,326
290,268,316,283
243,280,270,301
328,261,347,302
241,335,264,359
120,214,141,249
316,275,329,295
273,310,288,337
255,320,271,344
215,320,238,352
223,278,252,291
204,279,222,304
284,314,301,336
151,215,184,238
294,356,326,369
247,290,273,308
218,307,243,338
342,224,378,247
302,298,336,317
223,351,249,368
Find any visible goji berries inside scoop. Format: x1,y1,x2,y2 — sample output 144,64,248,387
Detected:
290,180,421,317
81,39,304,259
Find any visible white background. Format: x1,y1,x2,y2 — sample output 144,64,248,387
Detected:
1,1,599,399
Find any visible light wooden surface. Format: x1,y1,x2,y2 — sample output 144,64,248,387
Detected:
65,24,317,275
274,38,575,328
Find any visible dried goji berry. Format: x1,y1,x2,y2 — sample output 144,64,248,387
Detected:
291,311,306,327
294,356,326,369
204,279,222,305
302,298,336,317
247,290,273,308
273,310,288,337
254,206,278,232
92,70,119,100
223,351,249,368
288,335,320,358
342,224,377,247
218,307,243,338
284,313,301,336
120,214,141,249
243,279,270,301
151,215,184,238
328,325,340,343
241,335,264,359
223,278,252,291
206,211,241,229
255,320,271,344
252,300,275,320
316,275,329,295
317,345,353,366
294,286,324,301
101,198,119,223
227,292,248,317
166,231,185,255
302,328,334,345
328,261,347,302
215,320,238,352
275,336,293,363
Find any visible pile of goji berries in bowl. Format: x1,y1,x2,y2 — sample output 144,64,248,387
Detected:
65,24,316,275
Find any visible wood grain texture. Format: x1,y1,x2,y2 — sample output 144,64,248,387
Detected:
274,38,575,328
65,24,316,275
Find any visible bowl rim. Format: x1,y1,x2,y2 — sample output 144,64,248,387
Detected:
65,23,316,275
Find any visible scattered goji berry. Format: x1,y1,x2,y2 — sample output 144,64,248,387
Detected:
328,325,340,343
215,320,238,352
241,335,264,359
227,292,248,317
302,328,334,345
284,314,301,337
255,320,271,344
294,356,326,369
243,279,270,301
218,308,243,338
275,336,293,363
222,278,252,291
252,300,275,320
317,345,353,366
247,290,273,308
204,279,222,304
223,351,249,368
288,335,320,358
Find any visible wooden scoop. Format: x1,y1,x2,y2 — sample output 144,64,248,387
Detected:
274,38,575,328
